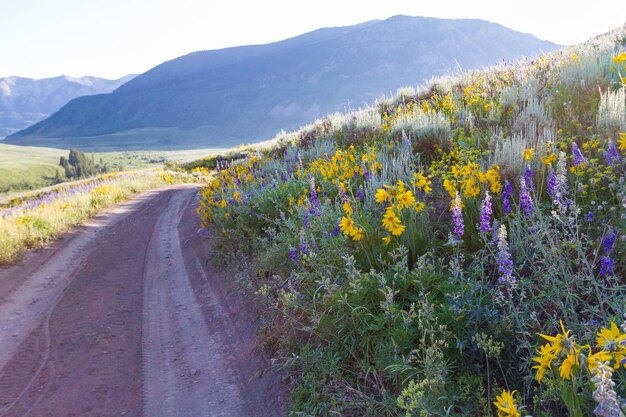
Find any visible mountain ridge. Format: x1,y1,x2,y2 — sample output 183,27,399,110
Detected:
5,15,561,151
0,74,136,138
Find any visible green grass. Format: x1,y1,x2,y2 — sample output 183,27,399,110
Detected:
0,143,227,197
95,148,230,169
0,143,67,194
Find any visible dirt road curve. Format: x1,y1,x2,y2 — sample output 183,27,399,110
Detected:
0,186,286,417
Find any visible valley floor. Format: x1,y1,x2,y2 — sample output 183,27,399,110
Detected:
0,185,286,416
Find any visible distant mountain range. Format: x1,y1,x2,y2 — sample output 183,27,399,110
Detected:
5,15,561,151
0,74,135,138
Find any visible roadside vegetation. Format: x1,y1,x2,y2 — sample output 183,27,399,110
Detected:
0,169,196,264
193,28,626,416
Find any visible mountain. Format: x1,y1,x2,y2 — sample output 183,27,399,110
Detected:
5,16,561,151
0,74,135,138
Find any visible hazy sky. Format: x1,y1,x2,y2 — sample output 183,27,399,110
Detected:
1,0,623,80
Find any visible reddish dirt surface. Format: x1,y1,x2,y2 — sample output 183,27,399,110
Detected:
0,186,287,417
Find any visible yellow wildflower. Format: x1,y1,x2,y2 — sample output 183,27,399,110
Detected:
493,390,520,417
220,200,227,208
486,168,502,193
618,132,626,152
396,190,416,210
412,172,432,194
375,188,389,203
541,153,557,165
382,236,391,245
523,148,534,161
382,207,405,236
587,347,613,373
595,322,626,369
461,176,480,198
339,216,354,235
443,179,457,198
350,227,364,241
343,201,353,216
532,343,556,383
388,222,405,236
559,348,579,380
538,320,572,356
613,52,626,65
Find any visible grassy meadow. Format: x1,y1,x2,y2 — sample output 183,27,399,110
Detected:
0,143,67,194
0,143,224,197
190,28,626,416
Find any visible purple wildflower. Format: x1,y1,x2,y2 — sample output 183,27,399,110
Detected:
546,166,557,197
402,131,411,149
332,223,341,236
452,193,464,238
303,213,311,229
572,142,586,166
479,191,492,233
288,247,298,262
604,139,621,166
491,220,501,247
502,180,513,215
356,187,364,201
289,271,299,294
364,171,371,182
549,152,570,210
524,164,536,192
519,177,535,217
603,229,616,254
599,256,615,276
496,224,514,284
585,211,595,223
299,236,309,255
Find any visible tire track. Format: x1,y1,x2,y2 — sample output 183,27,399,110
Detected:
142,188,247,417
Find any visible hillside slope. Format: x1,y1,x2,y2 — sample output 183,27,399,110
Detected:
0,74,135,138
6,15,560,151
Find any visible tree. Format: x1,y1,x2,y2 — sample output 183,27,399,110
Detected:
59,148,106,179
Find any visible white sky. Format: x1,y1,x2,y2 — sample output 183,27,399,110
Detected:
0,0,623,80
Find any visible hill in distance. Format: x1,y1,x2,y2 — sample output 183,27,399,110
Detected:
0,74,136,138
5,15,561,151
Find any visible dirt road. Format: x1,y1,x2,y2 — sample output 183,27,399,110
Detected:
0,186,286,417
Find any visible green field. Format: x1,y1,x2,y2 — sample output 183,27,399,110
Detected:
0,143,229,196
0,143,67,194
95,148,230,169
